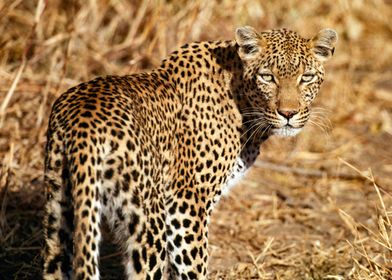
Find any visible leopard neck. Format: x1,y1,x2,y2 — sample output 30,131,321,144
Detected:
157,40,268,155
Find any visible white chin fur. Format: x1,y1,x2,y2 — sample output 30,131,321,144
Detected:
272,127,302,137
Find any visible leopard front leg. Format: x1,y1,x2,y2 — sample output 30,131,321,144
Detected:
165,188,210,280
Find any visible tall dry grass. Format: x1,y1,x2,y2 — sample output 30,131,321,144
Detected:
0,0,391,279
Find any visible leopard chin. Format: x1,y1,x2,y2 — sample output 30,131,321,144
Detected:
271,126,302,137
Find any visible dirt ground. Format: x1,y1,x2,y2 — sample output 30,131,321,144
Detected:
0,1,391,279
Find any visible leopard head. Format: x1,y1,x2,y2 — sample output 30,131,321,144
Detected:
235,26,337,137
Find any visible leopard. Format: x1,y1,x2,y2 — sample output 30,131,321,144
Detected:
43,26,337,280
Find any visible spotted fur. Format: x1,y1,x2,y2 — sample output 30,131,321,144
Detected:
43,26,337,279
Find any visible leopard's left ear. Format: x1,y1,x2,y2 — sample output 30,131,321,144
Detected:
235,26,263,60
310,28,338,62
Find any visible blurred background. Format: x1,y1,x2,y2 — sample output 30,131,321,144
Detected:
0,0,391,279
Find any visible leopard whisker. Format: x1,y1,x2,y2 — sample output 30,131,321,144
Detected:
310,115,332,130
312,106,331,113
242,117,266,125
240,118,270,150
255,123,272,139
240,119,269,139
308,119,330,137
240,122,264,151
242,112,264,116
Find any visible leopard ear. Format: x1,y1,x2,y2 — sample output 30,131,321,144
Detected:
310,28,338,62
235,26,263,60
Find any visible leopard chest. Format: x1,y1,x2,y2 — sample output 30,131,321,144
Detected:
221,157,249,196
221,145,260,197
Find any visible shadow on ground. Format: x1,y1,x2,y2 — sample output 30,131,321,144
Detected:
0,188,123,280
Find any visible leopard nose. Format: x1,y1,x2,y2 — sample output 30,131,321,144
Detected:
277,109,298,119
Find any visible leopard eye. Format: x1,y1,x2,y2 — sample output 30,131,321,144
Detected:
258,74,275,83
301,74,316,83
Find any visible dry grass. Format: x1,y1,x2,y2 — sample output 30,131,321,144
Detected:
0,0,391,279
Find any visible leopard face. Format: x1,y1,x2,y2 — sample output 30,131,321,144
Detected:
236,27,337,137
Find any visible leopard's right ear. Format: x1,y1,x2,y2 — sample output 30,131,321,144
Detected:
310,28,338,62
235,26,263,60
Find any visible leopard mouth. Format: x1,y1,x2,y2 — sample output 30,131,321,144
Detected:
271,124,303,137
